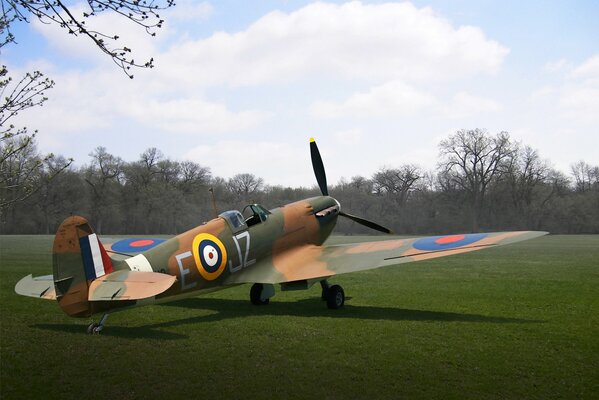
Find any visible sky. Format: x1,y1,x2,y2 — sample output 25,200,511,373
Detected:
4,0,599,187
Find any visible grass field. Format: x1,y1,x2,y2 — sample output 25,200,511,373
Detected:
1,234,598,399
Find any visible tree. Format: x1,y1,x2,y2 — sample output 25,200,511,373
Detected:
372,165,421,205
37,156,87,233
83,146,123,233
438,129,515,231
0,67,72,210
227,173,264,203
1,0,172,211
571,160,599,193
1,0,174,78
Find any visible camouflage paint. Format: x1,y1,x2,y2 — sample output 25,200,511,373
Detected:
15,199,547,319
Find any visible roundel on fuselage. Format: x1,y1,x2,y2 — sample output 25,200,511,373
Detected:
192,233,228,280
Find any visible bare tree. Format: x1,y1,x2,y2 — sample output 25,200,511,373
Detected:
1,0,172,210
438,129,515,231
227,173,264,201
507,146,549,207
179,160,211,193
2,0,174,78
0,66,72,209
372,165,421,205
349,175,372,192
571,160,599,193
83,146,123,233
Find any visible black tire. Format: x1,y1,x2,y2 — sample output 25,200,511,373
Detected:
326,285,345,309
250,283,269,305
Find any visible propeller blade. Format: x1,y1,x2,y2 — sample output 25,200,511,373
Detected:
339,211,394,234
310,138,329,196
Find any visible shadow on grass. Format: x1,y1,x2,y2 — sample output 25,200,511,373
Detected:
151,297,542,328
32,297,543,339
32,323,188,340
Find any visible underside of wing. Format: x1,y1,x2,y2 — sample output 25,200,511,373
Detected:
15,274,56,300
225,231,548,285
88,270,176,301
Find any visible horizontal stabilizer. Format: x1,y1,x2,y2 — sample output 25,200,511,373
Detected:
88,270,176,301
15,274,56,300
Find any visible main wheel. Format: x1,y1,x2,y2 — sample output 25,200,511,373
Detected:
326,285,345,309
250,283,269,305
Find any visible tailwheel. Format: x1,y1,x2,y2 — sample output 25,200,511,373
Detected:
87,322,100,335
86,313,109,334
250,283,270,305
326,284,345,309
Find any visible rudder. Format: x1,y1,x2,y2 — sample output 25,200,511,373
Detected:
53,216,113,317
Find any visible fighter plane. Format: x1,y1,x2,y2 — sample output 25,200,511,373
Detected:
15,139,547,333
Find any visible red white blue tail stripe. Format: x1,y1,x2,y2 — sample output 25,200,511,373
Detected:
80,234,114,280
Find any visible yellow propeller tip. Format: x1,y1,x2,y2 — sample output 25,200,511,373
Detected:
310,137,315,143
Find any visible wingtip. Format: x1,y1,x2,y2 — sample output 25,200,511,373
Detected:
310,137,315,143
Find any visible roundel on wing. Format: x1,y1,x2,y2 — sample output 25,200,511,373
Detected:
192,233,228,281
111,238,166,253
413,233,488,251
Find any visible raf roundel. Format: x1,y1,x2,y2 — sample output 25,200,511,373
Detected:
412,233,488,251
111,238,166,253
192,233,228,281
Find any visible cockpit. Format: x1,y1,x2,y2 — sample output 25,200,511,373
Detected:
219,204,271,232
242,204,271,227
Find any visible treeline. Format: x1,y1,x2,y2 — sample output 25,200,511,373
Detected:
1,129,598,235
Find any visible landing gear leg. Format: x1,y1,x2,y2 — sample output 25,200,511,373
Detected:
250,283,274,305
320,280,330,301
87,313,109,334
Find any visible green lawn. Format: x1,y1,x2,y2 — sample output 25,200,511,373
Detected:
1,234,598,399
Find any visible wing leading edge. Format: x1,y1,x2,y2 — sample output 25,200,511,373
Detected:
225,231,548,285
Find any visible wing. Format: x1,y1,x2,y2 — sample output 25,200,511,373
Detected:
15,274,56,300
102,237,167,257
225,231,548,284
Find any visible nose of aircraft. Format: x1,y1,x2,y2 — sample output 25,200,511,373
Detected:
309,138,393,234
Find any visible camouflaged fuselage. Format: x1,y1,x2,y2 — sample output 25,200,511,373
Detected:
78,196,340,316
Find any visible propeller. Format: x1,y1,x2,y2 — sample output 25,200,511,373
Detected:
310,138,328,196
309,138,394,234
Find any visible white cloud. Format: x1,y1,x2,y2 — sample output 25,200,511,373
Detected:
334,129,363,145
183,141,305,184
159,1,509,88
559,54,599,125
163,1,213,21
544,59,569,73
311,80,437,118
571,55,599,80
559,86,599,124
443,91,501,119
122,97,269,134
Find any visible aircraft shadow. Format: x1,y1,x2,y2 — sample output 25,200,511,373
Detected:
32,298,542,340
32,323,188,340
149,297,542,329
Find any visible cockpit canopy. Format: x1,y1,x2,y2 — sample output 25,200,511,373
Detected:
219,204,271,232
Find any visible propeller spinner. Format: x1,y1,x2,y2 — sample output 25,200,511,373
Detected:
309,138,393,234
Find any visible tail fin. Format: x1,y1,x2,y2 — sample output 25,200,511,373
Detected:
53,216,113,317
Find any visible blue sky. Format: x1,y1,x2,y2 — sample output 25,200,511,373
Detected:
5,1,599,187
